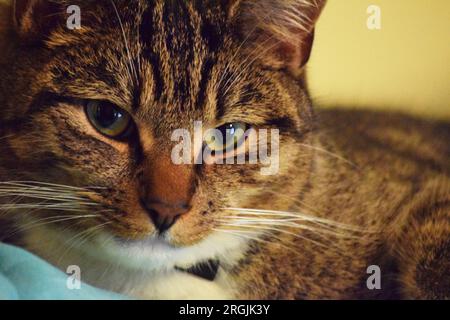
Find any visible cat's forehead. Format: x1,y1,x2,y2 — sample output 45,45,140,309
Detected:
51,1,257,128
47,0,291,137
135,0,230,116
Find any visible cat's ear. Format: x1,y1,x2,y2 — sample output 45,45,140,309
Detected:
13,0,63,43
230,0,326,71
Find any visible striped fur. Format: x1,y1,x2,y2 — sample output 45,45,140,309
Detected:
0,0,449,299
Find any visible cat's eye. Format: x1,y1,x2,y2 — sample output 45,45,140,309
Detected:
85,101,133,139
205,122,248,152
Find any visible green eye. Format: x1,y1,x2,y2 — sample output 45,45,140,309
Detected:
205,122,248,152
85,101,132,139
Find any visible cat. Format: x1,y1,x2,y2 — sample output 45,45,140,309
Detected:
0,0,449,299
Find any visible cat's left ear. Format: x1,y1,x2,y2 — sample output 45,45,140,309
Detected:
229,0,326,71
13,0,64,43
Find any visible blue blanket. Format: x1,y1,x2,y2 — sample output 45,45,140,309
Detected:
0,243,128,300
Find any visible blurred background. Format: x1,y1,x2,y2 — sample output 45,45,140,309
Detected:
309,0,450,120
1,0,449,119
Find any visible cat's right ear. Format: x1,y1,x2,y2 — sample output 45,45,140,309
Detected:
13,0,63,43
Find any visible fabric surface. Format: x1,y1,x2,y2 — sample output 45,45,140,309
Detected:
0,243,128,300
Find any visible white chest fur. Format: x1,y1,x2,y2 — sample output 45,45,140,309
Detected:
22,225,249,299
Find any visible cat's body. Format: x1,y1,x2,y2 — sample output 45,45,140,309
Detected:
0,0,448,299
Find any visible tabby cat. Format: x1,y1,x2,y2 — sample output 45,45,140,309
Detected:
0,0,449,299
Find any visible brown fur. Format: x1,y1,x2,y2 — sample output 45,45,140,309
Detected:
0,0,448,299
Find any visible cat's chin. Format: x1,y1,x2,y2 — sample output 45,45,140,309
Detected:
22,224,252,276
94,230,251,272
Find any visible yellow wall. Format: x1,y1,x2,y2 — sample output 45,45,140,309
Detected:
1,0,449,119
309,0,450,119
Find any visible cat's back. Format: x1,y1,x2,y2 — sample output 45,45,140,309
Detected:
316,108,450,181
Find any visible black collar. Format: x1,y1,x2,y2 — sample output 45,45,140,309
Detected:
175,259,220,282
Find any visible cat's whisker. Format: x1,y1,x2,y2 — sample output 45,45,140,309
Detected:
260,190,380,233
225,32,280,84
223,207,371,232
298,143,359,169
69,222,111,251
0,188,75,198
109,0,139,85
216,7,276,90
219,217,348,238
0,193,98,202
2,214,101,240
213,228,298,253
220,33,276,93
218,223,342,252
224,208,328,222
0,191,98,203
0,181,115,238
262,189,328,218
219,217,361,239
237,224,328,248
0,196,100,208
226,207,357,227
0,181,107,206
233,213,370,234
0,190,101,201
57,221,113,264
221,36,280,98
18,214,99,229
0,206,97,214
0,180,102,191
220,219,326,238
0,134,14,141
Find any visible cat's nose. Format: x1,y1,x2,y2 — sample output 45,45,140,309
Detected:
141,200,190,233
138,153,194,233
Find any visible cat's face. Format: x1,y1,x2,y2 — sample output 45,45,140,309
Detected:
0,1,324,249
